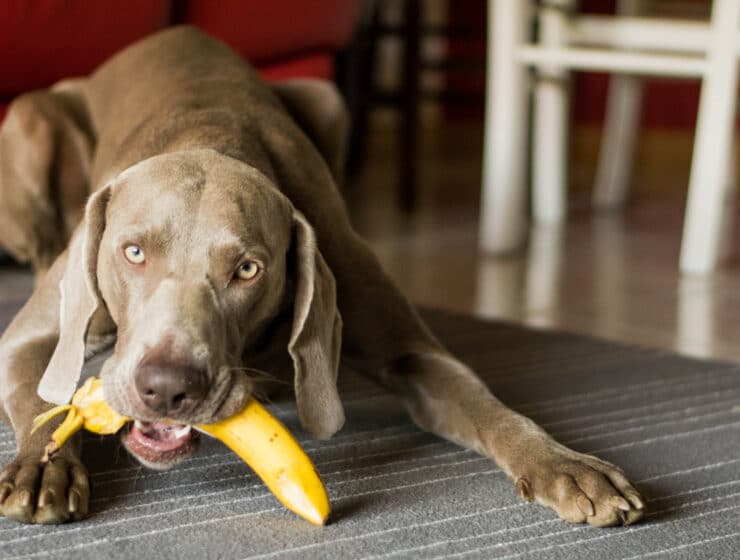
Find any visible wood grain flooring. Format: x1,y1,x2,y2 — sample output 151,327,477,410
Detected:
1,118,739,364
347,117,740,363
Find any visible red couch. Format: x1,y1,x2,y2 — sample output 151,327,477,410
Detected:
0,0,358,122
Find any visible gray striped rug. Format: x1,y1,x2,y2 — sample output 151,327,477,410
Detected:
0,305,738,559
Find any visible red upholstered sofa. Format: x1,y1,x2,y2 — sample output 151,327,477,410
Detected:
0,0,359,123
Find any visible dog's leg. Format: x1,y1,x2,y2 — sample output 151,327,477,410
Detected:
379,351,645,527
302,201,646,527
0,253,90,524
327,229,645,526
264,87,644,527
0,80,93,273
274,171,644,527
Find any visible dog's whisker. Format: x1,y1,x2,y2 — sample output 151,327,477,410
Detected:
227,366,275,378
227,366,290,386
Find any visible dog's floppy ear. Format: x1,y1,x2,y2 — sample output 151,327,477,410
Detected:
37,185,112,405
288,211,345,439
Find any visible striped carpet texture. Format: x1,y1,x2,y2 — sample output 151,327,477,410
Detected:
1,306,738,559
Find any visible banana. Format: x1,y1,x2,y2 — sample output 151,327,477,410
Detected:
32,377,129,462
196,400,330,525
32,376,331,525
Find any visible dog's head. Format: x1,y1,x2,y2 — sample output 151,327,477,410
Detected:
38,149,344,469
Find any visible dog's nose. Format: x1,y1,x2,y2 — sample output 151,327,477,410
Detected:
135,362,208,417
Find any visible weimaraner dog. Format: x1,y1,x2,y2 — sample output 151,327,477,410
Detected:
0,27,644,526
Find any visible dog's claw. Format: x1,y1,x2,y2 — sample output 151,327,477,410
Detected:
0,454,89,524
626,492,645,510
0,483,11,504
577,494,595,517
515,477,533,502
610,495,632,511
38,489,54,508
18,489,31,507
68,489,79,513
622,508,645,525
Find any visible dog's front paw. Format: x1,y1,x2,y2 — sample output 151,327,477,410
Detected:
513,444,645,527
0,454,89,524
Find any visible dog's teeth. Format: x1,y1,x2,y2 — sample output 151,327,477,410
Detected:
173,425,192,439
135,420,152,432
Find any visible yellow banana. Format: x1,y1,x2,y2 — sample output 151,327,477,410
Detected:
33,376,331,525
196,400,330,525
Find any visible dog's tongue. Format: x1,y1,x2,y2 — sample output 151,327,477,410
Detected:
128,421,193,453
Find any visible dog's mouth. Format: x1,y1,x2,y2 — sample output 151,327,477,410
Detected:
122,420,199,469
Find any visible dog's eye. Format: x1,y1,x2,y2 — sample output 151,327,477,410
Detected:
235,260,260,281
123,245,146,265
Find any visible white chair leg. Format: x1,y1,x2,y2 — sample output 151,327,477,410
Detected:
532,0,573,224
592,75,642,209
680,0,740,275
717,139,737,262
593,0,643,210
479,0,531,253
593,0,642,210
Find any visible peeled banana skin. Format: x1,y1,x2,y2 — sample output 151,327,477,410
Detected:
32,377,129,462
32,377,331,525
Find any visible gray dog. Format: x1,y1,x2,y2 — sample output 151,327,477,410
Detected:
0,27,644,526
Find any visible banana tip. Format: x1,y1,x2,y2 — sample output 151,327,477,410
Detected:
40,441,59,464
305,509,330,526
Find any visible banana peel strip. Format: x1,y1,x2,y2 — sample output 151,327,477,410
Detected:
32,377,127,462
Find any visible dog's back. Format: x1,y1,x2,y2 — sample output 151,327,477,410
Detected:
83,26,286,190
0,24,345,271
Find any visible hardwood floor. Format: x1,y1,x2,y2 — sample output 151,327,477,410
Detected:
1,116,739,364
347,116,740,363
